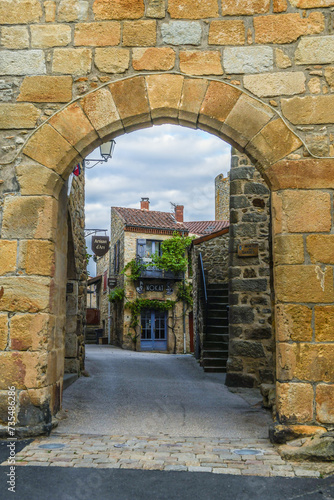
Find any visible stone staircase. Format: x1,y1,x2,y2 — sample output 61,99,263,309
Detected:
202,283,229,373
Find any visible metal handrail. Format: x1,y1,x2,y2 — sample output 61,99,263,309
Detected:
199,253,208,339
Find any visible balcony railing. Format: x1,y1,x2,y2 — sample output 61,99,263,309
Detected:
138,262,184,280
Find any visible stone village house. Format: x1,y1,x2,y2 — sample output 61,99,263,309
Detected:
96,198,194,353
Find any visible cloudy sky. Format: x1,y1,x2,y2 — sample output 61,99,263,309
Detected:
84,124,231,275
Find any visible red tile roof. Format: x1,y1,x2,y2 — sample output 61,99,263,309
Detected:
112,207,189,233
184,220,229,236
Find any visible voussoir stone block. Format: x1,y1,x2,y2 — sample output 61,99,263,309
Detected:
93,0,144,20
295,35,334,65
1,26,29,49
0,241,17,275
31,24,71,48
281,95,334,125
246,119,302,166
276,382,314,424
316,384,334,424
276,304,313,342
0,277,52,314
53,48,92,75
209,20,245,45
23,124,80,175
254,12,324,44
0,50,46,75
224,93,274,146
74,22,121,46
168,0,218,19
123,20,156,46
95,48,130,73
179,78,208,126
0,103,40,129
179,51,223,76
314,306,334,341
109,76,150,130
132,48,175,71
1,195,58,240
0,0,42,24
161,21,202,45
221,0,269,15
49,102,98,155
17,76,72,103
199,81,241,132
244,72,306,97
19,240,55,277
275,265,334,303
16,162,63,198
81,87,123,138
224,46,273,74
146,74,184,122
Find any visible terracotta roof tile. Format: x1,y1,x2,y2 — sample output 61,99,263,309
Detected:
184,220,229,236
112,207,189,232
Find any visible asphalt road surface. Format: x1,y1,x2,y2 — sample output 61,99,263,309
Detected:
56,346,272,438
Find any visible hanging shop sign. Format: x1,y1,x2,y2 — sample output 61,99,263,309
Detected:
92,236,110,257
237,243,259,257
108,278,117,288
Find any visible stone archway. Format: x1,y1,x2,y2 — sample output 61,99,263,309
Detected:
1,73,333,437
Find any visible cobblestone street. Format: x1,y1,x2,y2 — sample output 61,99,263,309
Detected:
2,347,333,480
6,433,334,478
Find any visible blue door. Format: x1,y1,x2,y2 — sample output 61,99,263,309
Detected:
140,310,167,351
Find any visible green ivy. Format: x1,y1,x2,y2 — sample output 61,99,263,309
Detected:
152,232,194,273
125,298,176,330
177,282,193,308
122,258,145,281
108,287,125,303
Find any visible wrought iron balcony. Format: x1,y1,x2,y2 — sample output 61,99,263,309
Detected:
138,262,184,281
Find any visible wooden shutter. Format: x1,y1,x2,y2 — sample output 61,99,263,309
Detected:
137,239,146,259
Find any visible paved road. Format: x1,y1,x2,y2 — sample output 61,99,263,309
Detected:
57,346,272,438
0,466,333,500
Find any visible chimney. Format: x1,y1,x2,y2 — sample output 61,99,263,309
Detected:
140,197,150,210
175,205,184,222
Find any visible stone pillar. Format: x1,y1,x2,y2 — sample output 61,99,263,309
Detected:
215,173,230,221
226,148,274,388
271,169,334,436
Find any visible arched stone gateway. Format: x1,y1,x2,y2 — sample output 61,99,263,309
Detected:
1,0,334,439
1,72,333,438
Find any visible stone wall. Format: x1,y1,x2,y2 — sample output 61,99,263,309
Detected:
226,148,274,388
215,174,230,221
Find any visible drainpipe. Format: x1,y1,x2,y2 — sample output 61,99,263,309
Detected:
108,248,111,344
183,299,186,354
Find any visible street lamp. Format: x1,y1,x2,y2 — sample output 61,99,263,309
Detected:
84,140,116,169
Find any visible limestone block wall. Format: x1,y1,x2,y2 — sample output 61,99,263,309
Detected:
0,0,334,435
226,148,274,388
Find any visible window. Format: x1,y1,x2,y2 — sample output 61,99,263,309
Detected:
137,239,162,265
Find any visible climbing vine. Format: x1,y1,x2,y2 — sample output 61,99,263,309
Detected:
151,232,194,273
121,258,145,281
177,282,193,308
108,287,125,303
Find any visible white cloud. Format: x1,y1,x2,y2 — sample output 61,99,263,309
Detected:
85,124,231,275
